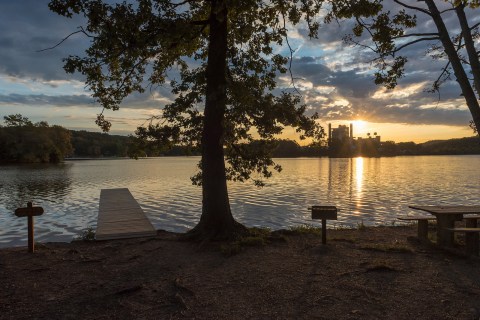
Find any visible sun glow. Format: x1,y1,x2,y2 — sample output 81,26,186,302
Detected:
352,120,367,132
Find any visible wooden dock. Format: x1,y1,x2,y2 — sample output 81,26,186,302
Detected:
96,188,156,240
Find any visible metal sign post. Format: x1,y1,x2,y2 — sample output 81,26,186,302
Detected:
311,206,338,244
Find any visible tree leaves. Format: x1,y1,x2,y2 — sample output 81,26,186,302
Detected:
50,0,325,186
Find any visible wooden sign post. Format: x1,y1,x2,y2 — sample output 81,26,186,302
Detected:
15,202,44,253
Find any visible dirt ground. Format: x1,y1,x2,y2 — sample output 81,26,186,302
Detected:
1,225,480,320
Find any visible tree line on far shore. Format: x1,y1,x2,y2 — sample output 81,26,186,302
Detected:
1,114,480,163
65,135,480,158
268,137,480,157
0,114,73,163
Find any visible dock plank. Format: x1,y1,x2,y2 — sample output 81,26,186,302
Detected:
96,188,156,240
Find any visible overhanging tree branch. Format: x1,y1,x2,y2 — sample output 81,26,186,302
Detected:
393,32,439,39
394,0,432,16
470,21,480,30
37,27,93,52
394,36,440,52
280,11,301,95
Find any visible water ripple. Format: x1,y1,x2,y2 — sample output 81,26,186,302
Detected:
1,156,480,247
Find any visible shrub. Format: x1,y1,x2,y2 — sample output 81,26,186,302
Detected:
75,227,95,241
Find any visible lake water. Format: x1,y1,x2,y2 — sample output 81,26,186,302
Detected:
1,156,479,248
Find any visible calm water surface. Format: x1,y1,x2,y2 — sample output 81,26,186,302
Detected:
1,156,479,247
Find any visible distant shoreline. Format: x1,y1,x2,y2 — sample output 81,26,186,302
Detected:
64,157,130,161
4,153,480,164
2,153,479,165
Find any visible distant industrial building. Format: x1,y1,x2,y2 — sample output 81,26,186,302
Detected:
328,123,381,157
328,123,353,145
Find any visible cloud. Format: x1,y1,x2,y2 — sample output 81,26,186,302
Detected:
285,52,472,127
0,0,89,82
281,1,479,128
0,93,94,107
0,0,477,134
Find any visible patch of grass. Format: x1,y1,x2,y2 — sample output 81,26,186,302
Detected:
220,227,271,256
356,220,366,231
333,223,354,230
237,236,266,247
75,227,95,241
248,227,271,237
289,224,322,236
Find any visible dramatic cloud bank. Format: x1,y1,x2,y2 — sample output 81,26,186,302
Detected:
0,0,477,141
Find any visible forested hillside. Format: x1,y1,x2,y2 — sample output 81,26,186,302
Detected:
418,137,480,155
70,130,130,158
0,115,72,163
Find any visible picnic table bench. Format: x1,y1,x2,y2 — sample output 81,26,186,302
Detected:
446,215,480,256
408,206,480,256
408,205,480,247
397,216,436,241
446,227,480,256
462,215,480,228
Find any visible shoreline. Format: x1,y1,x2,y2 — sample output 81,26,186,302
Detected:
2,153,479,165
1,225,479,319
0,221,411,251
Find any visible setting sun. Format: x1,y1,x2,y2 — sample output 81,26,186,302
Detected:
352,120,367,131
351,120,368,137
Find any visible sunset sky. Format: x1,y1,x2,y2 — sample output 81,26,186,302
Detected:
0,1,478,143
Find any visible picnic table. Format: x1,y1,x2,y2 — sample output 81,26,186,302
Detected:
409,205,480,247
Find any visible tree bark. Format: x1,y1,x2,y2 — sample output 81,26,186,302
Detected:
188,0,246,240
424,0,480,132
455,4,480,100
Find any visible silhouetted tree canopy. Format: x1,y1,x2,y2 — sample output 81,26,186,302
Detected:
49,0,325,239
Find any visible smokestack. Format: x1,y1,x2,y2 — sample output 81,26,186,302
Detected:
328,123,332,143
350,123,353,139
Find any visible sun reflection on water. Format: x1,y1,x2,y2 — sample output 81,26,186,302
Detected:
349,157,365,217
355,157,364,193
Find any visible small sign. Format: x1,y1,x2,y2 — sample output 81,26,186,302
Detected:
15,203,44,217
14,202,44,253
311,205,338,245
311,206,338,220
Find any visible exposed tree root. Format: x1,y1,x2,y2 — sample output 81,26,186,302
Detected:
183,219,248,242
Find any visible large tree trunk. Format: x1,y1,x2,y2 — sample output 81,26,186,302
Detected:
424,0,480,132
188,0,246,240
455,5,480,100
